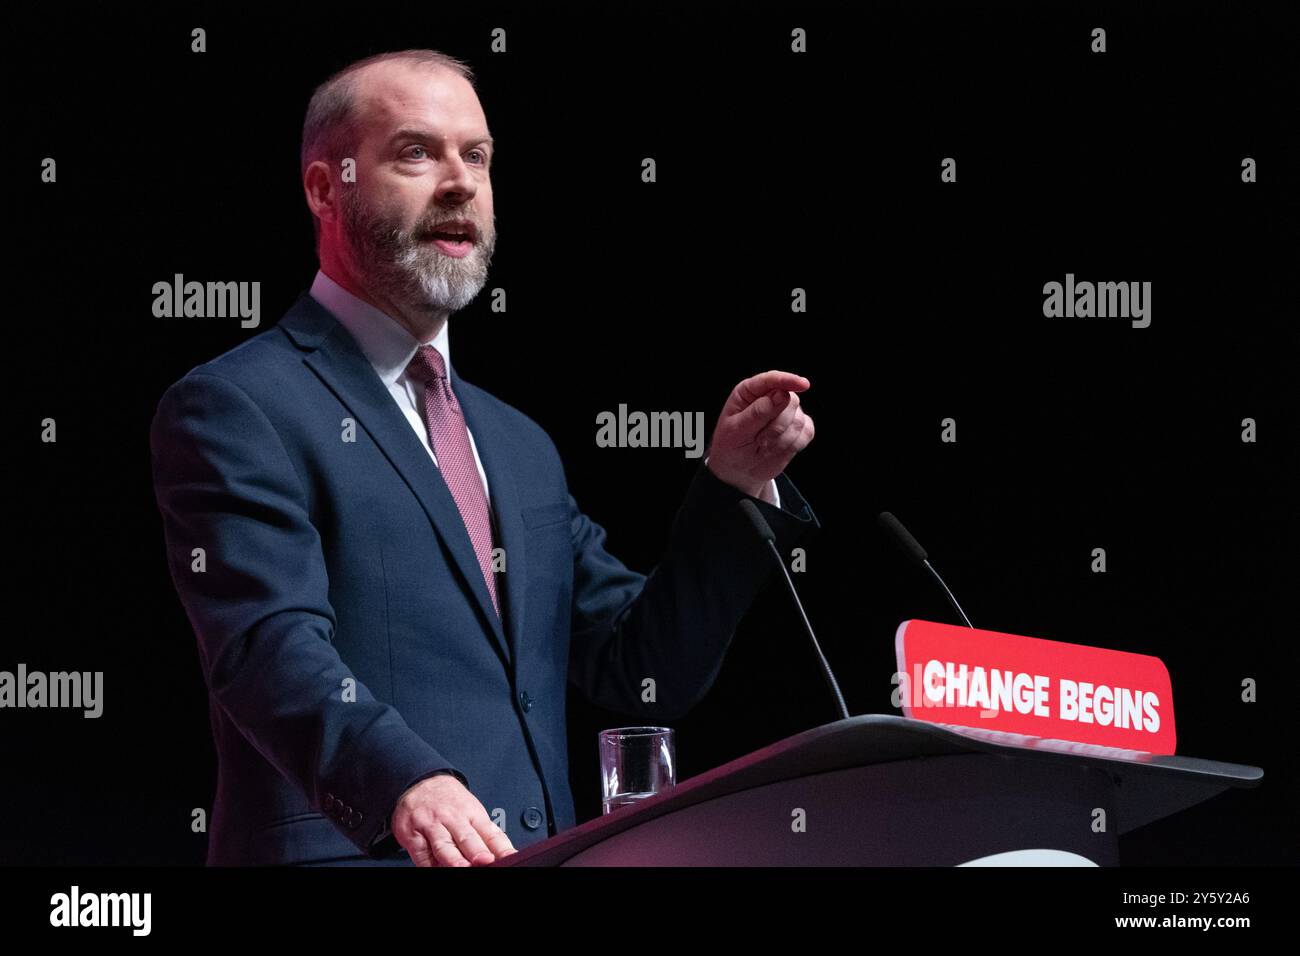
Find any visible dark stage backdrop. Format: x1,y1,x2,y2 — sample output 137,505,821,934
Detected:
7,1,1297,866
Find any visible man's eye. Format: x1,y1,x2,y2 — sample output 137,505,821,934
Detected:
403,145,427,160
467,149,486,164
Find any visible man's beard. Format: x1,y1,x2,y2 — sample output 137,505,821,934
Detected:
341,189,495,315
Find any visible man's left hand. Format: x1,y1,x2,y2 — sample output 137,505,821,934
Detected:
706,370,814,499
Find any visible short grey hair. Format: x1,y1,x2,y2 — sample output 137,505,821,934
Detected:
301,49,477,249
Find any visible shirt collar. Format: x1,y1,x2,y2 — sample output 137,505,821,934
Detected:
309,268,450,388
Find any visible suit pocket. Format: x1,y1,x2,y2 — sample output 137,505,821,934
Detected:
252,811,326,833
521,501,570,530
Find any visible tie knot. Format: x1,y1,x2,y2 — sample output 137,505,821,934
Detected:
408,344,448,384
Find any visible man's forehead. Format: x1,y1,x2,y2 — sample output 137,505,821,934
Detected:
353,62,486,139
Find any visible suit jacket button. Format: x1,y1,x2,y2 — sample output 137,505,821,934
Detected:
347,809,364,829
521,806,544,830
518,690,534,713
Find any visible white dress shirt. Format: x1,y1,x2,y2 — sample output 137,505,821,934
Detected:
308,268,778,509
310,269,493,505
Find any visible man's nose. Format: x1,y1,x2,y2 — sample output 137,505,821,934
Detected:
434,156,478,203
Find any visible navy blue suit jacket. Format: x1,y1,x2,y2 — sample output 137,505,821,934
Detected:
149,291,819,865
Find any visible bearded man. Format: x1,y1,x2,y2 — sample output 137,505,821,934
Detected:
149,48,819,867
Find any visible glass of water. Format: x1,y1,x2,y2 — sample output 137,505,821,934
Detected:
599,726,675,814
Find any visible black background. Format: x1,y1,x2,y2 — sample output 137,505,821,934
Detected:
6,0,1297,867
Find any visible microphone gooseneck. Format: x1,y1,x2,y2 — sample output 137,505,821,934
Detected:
739,499,850,721
877,511,974,628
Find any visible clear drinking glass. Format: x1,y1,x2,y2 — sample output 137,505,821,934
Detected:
599,726,676,814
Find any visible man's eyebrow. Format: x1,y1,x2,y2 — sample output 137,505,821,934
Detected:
388,128,495,148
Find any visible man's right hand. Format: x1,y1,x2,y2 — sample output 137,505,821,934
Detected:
391,774,518,867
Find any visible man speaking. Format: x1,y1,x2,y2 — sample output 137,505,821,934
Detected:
149,49,819,867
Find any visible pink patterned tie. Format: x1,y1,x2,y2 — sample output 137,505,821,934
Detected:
406,344,500,618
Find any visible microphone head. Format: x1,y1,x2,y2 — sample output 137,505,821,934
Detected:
738,499,777,543
877,511,929,564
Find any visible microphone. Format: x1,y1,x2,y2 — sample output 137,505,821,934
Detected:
877,511,974,628
739,500,850,721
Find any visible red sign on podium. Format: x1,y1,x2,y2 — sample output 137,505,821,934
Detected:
894,620,1177,755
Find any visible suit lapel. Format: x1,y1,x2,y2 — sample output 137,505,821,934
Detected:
276,293,513,667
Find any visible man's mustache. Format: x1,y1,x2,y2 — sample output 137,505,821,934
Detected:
414,221,483,241
349,202,487,248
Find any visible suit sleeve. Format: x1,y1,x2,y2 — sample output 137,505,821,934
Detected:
150,371,462,856
567,461,819,720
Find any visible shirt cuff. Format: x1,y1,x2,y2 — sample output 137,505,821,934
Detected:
763,480,781,508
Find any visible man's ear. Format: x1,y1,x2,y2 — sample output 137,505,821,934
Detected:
303,160,340,232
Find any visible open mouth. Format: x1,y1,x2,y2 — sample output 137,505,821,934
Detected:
424,229,475,257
